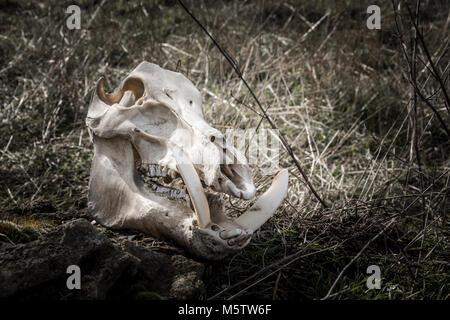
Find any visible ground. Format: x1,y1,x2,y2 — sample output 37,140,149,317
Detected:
0,0,448,299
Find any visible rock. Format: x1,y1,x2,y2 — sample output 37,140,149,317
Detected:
0,218,205,300
120,241,204,299
0,219,137,299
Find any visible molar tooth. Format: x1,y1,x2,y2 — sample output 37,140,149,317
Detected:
149,165,164,177
172,189,182,199
149,165,168,177
149,165,156,177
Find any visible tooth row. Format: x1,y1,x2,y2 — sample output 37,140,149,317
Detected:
148,164,168,177
148,181,187,199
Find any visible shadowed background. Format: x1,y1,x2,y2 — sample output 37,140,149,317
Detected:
0,0,448,299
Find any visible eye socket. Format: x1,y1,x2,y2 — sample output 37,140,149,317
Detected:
189,100,193,105
210,135,215,143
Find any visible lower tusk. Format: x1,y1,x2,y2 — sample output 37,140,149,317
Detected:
171,145,211,228
234,169,289,231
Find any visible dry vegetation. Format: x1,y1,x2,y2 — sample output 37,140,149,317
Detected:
0,0,448,299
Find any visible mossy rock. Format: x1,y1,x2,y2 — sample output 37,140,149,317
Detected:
0,220,40,244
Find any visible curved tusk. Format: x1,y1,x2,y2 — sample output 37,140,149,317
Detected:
171,145,211,228
234,169,289,231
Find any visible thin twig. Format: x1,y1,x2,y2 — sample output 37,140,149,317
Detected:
322,218,397,300
405,3,450,112
177,0,328,208
391,0,450,138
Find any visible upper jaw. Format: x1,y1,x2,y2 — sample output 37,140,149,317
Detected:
135,159,256,204
163,144,289,233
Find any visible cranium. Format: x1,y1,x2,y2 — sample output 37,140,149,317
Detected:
86,62,288,260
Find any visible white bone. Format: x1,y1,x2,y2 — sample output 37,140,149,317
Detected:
86,61,288,260
119,90,136,107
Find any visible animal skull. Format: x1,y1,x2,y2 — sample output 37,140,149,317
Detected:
86,62,288,260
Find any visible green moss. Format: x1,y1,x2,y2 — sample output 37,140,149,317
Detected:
0,220,40,244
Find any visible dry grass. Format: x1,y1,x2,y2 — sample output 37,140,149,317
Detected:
0,0,448,299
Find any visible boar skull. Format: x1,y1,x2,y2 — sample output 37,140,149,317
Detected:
86,62,288,260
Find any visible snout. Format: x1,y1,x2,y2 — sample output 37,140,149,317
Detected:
192,140,257,200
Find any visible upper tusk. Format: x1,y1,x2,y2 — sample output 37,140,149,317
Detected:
225,178,256,200
234,169,289,231
171,145,211,229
